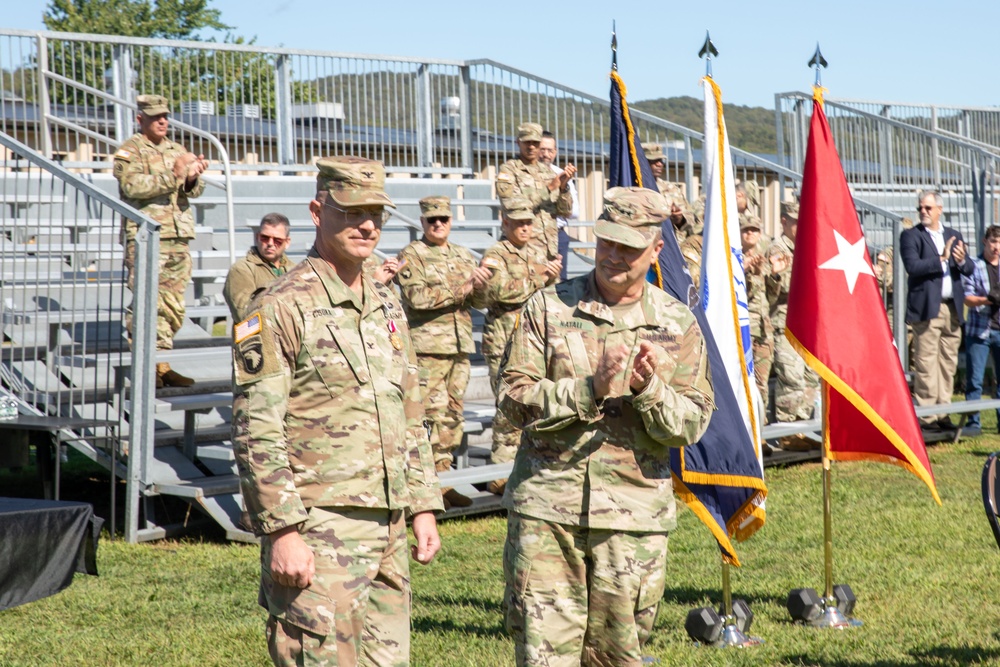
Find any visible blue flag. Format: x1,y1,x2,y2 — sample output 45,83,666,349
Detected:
609,69,766,565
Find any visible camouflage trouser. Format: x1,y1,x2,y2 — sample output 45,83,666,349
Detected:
773,328,819,422
124,237,192,351
528,223,559,261
417,353,470,470
262,507,410,667
487,352,521,464
504,513,668,667
752,333,774,417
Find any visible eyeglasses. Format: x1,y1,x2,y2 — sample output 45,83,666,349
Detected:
258,234,289,245
323,200,390,225
917,205,937,212
425,216,451,225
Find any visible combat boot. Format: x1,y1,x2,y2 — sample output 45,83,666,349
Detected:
777,433,819,451
487,478,507,496
157,362,194,388
436,460,473,509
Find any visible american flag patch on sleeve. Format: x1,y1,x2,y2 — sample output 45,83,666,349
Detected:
234,313,262,343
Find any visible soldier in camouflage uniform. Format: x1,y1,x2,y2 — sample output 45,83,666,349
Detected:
231,156,443,667
642,142,684,200
741,215,773,417
767,202,820,437
223,212,295,321
666,193,699,248
396,196,493,509
470,197,561,495
875,244,894,324
678,196,705,291
496,122,575,261
498,187,714,667
115,94,208,387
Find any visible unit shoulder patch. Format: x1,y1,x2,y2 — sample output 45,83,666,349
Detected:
233,312,282,385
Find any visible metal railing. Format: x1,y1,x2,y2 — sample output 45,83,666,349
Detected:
828,97,1000,156
776,92,1000,251
0,129,160,542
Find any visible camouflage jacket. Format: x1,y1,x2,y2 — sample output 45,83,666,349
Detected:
471,239,552,359
673,216,698,247
231,249,443,535
766,234,795,330
223,247,295,321
498,273,715,532
680,233,704,290
743,242,773,340
114,132,205,240
657,178,684,199
496,158,573,259
396,237,478,356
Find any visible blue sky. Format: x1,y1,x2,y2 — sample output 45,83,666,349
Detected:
6,0,999,109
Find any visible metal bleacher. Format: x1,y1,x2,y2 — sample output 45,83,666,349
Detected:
0,158,575,541
5,28,1000,543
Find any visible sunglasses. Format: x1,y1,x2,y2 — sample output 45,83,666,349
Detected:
426,217,451,225
917,205,937,212
258,234,289,245
323,200,391,225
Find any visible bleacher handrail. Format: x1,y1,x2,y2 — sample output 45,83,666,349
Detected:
0,129,161,543
38,68,237,265
778,91,1000,163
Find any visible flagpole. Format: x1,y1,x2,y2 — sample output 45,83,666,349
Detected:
811,382,859,628
822,381,834,602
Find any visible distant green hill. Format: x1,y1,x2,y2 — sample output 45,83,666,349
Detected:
633,96,777,155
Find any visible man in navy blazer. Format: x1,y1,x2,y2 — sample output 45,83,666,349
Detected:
900,190,974,433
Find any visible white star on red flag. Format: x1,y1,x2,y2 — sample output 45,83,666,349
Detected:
818,230,875,294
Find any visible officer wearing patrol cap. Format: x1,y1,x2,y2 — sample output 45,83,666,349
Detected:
498,186,714,666
231,156,443,667
767,200,820,439
115,94,209,388
469,197,561,495
642,141,682,200
496,122,575,262
395,195,492,509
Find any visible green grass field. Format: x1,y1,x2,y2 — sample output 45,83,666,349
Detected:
2,432,1000,666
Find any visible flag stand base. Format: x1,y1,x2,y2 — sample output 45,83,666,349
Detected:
716,623,764,648
810,600,862,629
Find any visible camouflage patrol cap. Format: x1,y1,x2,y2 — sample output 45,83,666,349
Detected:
137,94,170,116
501,196,535,221
740,214,762,231
743,180,760,206
595,186,669,249
781,201,800,220
419,196,451,218
642,142,665,162
517,122,543,142
316,156,395,208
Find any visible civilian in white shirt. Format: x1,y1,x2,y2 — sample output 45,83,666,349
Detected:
539,130,578,280
900,190,974,434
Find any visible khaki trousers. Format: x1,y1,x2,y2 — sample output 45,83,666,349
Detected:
911,301,962,425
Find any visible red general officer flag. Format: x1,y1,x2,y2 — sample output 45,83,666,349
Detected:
785,88,940,505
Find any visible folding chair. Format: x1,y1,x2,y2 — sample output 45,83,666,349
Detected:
982,452,1000,550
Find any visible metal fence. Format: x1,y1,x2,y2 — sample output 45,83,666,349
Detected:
828,97,1000,156
0,130,159,541
776,92,1000,251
